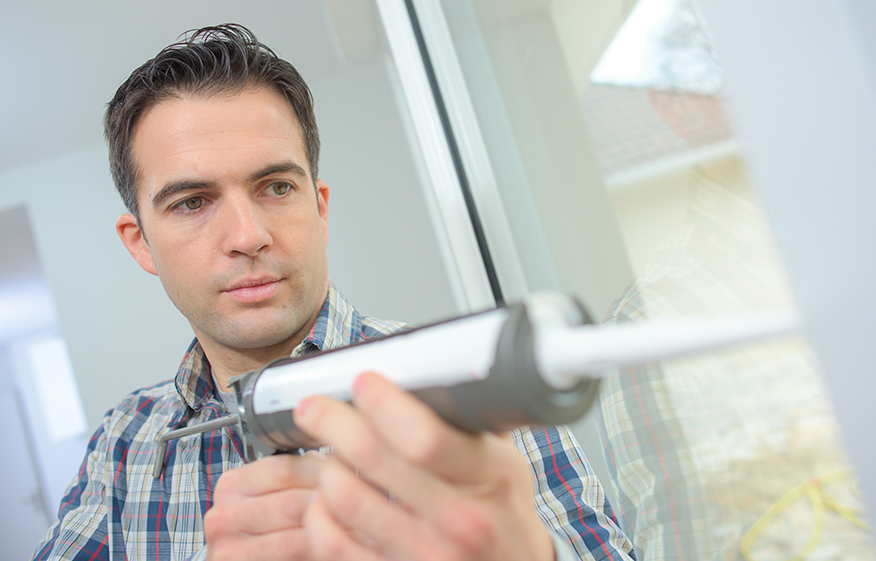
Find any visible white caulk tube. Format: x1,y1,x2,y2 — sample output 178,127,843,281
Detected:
229,294,601,462
152,292,805,473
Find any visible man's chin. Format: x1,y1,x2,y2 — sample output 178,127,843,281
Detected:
194,318,307,355
220,331,300,351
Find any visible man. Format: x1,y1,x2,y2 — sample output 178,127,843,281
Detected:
32,24,633,561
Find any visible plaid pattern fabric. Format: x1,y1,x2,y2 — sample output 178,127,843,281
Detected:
514,426,634,560
596,177,869,560
33,282,633,560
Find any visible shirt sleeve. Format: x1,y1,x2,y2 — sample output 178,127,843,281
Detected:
31,421,111,560
552,530,587,561
512,425,636,561
186,544,209,561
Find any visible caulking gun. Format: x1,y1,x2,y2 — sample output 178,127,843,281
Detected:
152,292,802,476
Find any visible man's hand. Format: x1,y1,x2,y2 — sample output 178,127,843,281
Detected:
204,452,324,561
293,371,555,561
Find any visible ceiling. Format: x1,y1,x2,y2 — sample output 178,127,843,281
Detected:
0,0,366,175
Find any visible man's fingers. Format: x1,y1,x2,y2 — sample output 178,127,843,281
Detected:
304,487,385,561
205,452,324,551
206,528,310,561
207,486,314,535
292,374,557,561
317,456,471,560
352,371,502,483
319,458,406,543
317,456,530,561
294,391,466,515
214,452,322,498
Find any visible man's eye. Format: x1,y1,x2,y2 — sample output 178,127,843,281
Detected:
269,182,291,196
183,197,202,210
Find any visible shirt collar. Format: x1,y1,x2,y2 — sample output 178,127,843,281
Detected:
173,338,214,414
295,280,363,356
173,280,361,413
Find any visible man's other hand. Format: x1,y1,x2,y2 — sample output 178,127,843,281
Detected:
294,371,555,561
204,452,324,561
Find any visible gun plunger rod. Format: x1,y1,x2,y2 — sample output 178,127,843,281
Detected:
151,292,805,476
152,414,239,477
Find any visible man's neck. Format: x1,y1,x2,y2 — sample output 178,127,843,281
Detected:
197,335,305,392
191,286,329,391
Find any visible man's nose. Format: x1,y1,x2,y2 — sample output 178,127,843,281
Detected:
220,196,272,257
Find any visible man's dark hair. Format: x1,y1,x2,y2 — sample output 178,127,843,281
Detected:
104,24,320,221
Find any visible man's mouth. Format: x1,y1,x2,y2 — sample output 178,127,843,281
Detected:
224,277,282,303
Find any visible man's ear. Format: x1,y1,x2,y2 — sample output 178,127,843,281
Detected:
116,213,158,276
316,179,330,245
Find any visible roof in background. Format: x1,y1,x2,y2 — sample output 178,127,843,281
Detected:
580,84,736,177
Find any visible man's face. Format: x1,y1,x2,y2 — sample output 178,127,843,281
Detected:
118,87,329,353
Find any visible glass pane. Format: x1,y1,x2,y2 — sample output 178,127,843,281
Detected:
434,0,869,559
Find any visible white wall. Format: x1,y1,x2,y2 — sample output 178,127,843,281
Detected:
314,57,462,324
0,145,181,434
698,0,876,518
5,335,90,514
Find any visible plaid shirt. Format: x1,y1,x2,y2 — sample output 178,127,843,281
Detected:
33,282,633,560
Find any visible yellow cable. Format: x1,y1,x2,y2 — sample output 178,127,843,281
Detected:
740,469,872,561
821,490,871,531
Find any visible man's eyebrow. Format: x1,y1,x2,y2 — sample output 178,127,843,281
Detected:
248,161,308,183
152,180,216,209
150,162,308,210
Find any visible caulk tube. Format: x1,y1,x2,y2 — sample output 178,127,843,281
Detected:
230,295,600,459
411,298,599,432
157,295,802,472
232,304,513,458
